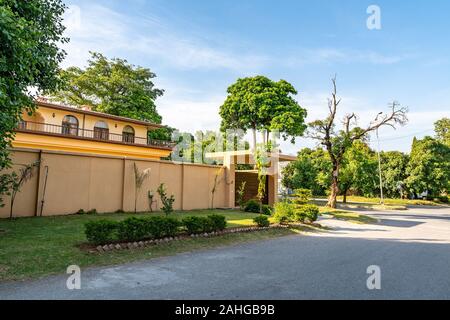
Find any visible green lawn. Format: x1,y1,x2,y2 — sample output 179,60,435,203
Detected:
0,210,294,282
317,195,443,206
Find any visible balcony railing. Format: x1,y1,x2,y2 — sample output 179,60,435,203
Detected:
17,121,176,149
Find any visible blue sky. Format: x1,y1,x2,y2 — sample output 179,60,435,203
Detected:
62,0,450,154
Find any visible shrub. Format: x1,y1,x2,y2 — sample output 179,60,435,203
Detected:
157,183,175,216
244,199,261,213
146,216,180,238
117,217,148,242
87,208,97,215
293,204,319,223
76,209,86,215
182,216,214,234
292,189,312,205
273,201,295,224
85,220,118,245
115,209,125,214
253,215,270,227
261,205,273,216
207,214,227,231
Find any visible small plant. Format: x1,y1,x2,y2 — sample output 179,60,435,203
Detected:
207,214,227,231
253,215,270,228
244,199,261,213
76,209,86,215
273,201,295,224
85,220,118,245
261,205,273,216
115,209,125,214
146,216,180,238
157,183,175,216
133,162,151,213
292,188,312,206
237,181,247,210
293,204,320,223
7,161,40,219
87,208,97,215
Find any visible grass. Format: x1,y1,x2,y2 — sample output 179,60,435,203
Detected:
0,209,297,282
317,195,442,206
319,207,378,224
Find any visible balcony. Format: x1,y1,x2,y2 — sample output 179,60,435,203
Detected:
17,121,176,150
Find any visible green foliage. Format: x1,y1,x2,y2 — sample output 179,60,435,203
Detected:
273,201,295,224
380,151,409,198
253,215,270,228
146,216,180,238
85,220,118,245
406,136,450,196
182,216,213,234
157,183,175,216
292,189,312,205
237,181,247,210
117,217,149,242
0,0,67,206
293,204,319,223
219,76,307,144
435,118,450,146
207,214,227,231
50,52,163,123
182,215,227,234
148,126,176,142
281,148,331,196
244,199,261,213
261,205,273,216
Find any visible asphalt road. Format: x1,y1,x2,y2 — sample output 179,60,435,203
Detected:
1,206,450,300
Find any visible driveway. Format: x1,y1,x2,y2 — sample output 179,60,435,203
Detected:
1,206,450,300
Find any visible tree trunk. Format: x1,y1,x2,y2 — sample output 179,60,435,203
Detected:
327,167,339,208
343,187,348,203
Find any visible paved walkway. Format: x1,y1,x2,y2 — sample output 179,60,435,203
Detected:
1,206,450,299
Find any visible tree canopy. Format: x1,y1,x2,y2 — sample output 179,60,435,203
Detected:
0,0,67,206
219,76,307,146
406,136,450,197
435,118,450,146
50,52,164,123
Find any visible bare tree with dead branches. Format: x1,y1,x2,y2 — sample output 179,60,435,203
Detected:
308,77,408,208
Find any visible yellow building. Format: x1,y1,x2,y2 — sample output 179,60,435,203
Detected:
15,100,174,160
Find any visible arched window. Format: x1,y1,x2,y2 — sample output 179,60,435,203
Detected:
122,126,135,143
62,115,79,136
94,121,109,140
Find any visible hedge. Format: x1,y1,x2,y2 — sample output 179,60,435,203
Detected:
85,214,228,244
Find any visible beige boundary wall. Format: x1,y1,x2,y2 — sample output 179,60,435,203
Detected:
0,148,230,218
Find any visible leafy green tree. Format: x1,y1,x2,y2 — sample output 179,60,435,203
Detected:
434,118,450,146
308,77,408,208
219,76,307,148
0,0,67,206
380,151,409,198
339,141,378,202
50,52,163,123
148,126,177,142
406,136,450,197
281,148,331,196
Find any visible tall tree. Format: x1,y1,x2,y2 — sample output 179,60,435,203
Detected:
380,151,409,198
50,52,163,123
308,77,408,208
339,141,378,202
0,0,67,206
219,76,307,149
434,118,450,146
281,148,331,196
406,136,450,197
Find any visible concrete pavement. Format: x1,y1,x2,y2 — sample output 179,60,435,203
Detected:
1,206,450,299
